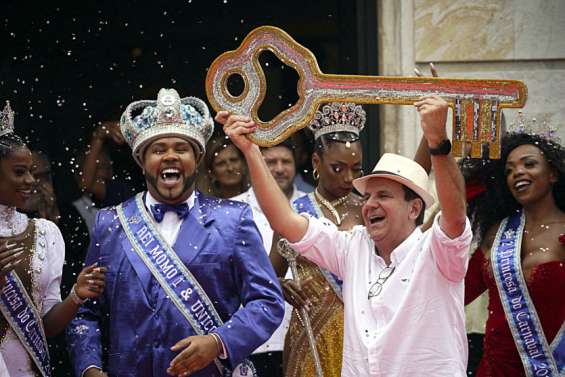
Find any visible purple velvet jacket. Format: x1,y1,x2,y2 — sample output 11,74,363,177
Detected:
66,192,284,377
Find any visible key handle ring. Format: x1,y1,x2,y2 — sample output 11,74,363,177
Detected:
206,26,321,147
206,25,527,158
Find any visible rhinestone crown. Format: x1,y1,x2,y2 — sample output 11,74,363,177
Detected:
120,88,214,166
0,101,15,138
309,102,366,140
508,110,560,144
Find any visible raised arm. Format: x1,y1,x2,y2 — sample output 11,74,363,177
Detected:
413,62,439,175
217,111,308,243
414,96,466,238
414,136,432,174
79,122,124,203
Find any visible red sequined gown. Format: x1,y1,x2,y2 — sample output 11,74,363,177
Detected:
465,249,565,377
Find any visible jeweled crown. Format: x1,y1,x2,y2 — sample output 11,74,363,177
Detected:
309,102,366,140
120,88,214,166
508,110,561,144
0,101,15,138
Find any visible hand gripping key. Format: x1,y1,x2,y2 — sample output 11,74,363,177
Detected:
206,26,527,159
277,239,324,377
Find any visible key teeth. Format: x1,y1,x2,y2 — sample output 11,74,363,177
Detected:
489,144,501,159
471,142,482,158
452,140,464,158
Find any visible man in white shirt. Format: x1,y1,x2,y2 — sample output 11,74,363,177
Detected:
217,95,472,377
232,140,304,377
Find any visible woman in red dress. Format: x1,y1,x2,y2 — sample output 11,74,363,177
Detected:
464,132,565,376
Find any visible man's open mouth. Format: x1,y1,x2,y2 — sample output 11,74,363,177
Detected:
369,215,385,224
160,168,182,186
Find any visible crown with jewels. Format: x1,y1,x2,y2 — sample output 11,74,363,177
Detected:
309,102,366,140
508,110,561,144
0,101,15,138
120,88,214,166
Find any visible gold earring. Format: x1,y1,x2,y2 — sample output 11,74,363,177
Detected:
312,168,320,181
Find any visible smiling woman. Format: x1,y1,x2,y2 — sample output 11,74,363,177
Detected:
200,135,248,199
464,132,565,377
0,134,33,210
0,101,106,377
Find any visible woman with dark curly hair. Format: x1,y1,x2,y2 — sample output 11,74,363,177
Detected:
464,132,565,376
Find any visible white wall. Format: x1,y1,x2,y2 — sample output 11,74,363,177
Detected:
378,0,565,156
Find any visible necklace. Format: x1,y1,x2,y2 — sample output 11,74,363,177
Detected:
330,193,349,208
314,189,348,226
0,205,17,237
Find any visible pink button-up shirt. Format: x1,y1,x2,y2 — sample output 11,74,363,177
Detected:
289,213,472,377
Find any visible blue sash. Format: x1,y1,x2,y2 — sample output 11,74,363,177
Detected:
116,193,255,377
292,194,343,300
0,272,51,377
491,211,565,376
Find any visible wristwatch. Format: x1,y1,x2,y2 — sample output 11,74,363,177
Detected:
428,139,452,156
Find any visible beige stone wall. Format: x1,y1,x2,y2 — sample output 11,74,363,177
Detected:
378,0,565,157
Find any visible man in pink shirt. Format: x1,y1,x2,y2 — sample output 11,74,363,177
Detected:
216,95,472,377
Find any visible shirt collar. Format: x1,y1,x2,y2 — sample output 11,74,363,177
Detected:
390,227,423,265
145,190,196,211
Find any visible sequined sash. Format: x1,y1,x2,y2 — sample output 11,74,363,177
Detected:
117,193,256,377
0,221,36,344
292,194,343,300
492,211,564,376
0,221,51,377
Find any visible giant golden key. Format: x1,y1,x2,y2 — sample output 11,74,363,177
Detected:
206,26,527,158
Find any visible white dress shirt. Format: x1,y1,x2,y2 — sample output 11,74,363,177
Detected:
0,354,8,377
72,195,99,237
289,213,472,377
0,205,64,377
231,186,304,354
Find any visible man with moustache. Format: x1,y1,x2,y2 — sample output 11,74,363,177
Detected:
219,95,472,377
67,89,284,377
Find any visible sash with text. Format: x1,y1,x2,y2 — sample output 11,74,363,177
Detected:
492,211,564,376
117,193,255,377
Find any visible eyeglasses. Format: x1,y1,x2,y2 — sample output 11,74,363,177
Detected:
368,266,396,299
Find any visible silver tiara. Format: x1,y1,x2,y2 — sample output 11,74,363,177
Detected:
308,102,366,140
508,111,561,144
0,101,15,138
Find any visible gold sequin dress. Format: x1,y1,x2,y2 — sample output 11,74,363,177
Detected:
284,193,345,377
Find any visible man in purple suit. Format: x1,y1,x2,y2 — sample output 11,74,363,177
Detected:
67,88,284,377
